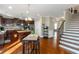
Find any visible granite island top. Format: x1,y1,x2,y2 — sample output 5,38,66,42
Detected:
23,34,38,41
0,31,6,34
17,30,31,33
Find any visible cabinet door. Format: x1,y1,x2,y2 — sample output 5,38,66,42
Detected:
0,34,4,45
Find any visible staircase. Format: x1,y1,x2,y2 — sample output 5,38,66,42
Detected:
59,18,79,54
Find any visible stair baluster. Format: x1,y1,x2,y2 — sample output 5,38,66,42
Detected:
54,20,65,48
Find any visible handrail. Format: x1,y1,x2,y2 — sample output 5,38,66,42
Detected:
53,20,65,48
58,20,65,36
57,20,65,46
58,20,65,30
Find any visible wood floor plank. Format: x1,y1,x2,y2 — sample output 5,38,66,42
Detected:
0,40,20,53
2,38,70,54
3,43,22,54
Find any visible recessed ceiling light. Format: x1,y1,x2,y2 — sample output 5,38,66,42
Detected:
6,13,11,16
37,13,40,16
8,6,12,10
25,17,32,21
25,18,28,21
26,10,29,14
28,17,32,21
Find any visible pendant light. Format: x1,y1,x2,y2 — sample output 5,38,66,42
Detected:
25,4,32,21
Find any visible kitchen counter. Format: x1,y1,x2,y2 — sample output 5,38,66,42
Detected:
0,30,31,49
0,31,5,47
17,30,31,33
0,31,5,34
23,34,38,41
17,30,31,40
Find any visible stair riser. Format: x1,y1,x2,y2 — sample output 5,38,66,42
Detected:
67,27,79,29
64,31,79,34
66,30,79,31
66,29,79,30
63,33,79,37
60,41,79,49
62,37,79,41
61,35,79,40
61,39,79,45
59,45,79,54
68,24,79,27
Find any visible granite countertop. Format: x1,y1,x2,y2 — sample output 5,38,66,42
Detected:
17,30,31,33
0,31,6,34
23,34,38,41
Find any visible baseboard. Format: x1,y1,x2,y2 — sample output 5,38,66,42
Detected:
39,35,53,39
39,37,53,39
48,37,53,39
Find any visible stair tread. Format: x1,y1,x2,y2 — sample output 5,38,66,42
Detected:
68,25,79,27
67,28,79,29
69,21,79,23
63,32,79,34
69,24,79,26
64,31,79,34
66,29,79,31
66,29,79,30
62,35,79,40
63,33,79,37
60,41,79,48
61,38,79,45
62,36,79,41
60,43,79,51
59,44,79,54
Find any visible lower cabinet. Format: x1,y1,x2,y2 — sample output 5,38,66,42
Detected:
0,32,5,48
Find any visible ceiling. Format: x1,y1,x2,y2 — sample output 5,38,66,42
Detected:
0,4,77,19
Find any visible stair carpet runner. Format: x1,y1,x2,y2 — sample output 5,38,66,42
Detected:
59,18,79,54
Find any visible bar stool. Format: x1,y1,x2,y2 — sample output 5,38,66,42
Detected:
22,40,32,54
31,37,40,54
22,34,39,54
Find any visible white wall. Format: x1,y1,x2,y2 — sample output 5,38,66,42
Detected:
48,17,54,38
35,17,43,37
35,16,55,38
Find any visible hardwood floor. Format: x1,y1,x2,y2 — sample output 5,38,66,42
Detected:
1,38,71,54
16,38,70,54
40,38,71,54
0,40,21,54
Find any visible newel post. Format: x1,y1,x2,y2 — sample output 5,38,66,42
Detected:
53,20,60,48
53,29,60,48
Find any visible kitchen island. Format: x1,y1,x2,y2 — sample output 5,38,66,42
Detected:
0,30,31,54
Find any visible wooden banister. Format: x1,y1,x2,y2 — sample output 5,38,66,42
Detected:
58,20,65,36
54,20,65,48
